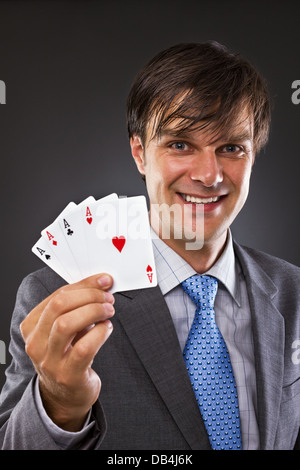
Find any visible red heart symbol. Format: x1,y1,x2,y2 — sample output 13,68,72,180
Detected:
112,236,126,253
86,217,92,225
146,265,152,272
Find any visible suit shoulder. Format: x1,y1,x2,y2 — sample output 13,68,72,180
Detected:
235,243,300,282
20,266,66,298
9,268,67,332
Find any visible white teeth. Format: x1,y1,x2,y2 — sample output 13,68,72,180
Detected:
181,194,220,204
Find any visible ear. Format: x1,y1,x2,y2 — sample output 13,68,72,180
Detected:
130,135,146,177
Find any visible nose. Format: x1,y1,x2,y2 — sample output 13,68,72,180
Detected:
189,149,223,187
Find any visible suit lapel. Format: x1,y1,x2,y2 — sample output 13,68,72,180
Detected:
114,286,211,450
234,243,285,449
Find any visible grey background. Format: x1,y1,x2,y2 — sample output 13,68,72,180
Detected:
0,0,299,390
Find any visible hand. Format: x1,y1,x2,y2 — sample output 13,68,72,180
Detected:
20,273,115,431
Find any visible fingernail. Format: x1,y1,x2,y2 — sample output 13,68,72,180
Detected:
105,319,113,329
103,303,115,314
97,275,111,287
104,291,114,303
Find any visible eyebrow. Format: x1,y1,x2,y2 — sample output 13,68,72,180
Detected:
220,131,253,143
157,128,253,144
157,129,197,140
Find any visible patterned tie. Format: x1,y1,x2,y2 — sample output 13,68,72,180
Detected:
182,274,242,450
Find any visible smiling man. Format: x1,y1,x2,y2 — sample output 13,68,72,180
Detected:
0,42,299,450
128,43,265,271
131,115,254,270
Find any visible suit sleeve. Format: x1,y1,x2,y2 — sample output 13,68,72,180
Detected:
0,271,107,449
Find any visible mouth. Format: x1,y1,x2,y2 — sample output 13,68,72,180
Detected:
179,193,223,204
177,192,227,213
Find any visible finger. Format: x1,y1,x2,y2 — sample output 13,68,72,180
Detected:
25,287,114,363
38,287,114,338
46,301,115,361
20,273,114,340
64,320,114,376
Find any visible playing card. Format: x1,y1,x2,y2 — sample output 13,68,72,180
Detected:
82,195,157,293
58,193,118,279
40,201,85,283
32,235,74,283
32,193,157,293
32,198,95,283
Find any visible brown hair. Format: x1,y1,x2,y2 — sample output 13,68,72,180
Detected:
126,41,271,154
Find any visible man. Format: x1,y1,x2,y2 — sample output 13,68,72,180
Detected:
0,42,299,450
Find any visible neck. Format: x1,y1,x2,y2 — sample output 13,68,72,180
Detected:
151,219,228,273
167,234,227,273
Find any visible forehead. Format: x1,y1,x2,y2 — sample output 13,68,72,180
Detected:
143,87,254,143
147,104,254,146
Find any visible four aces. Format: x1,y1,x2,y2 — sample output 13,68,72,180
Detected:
32,194,157,293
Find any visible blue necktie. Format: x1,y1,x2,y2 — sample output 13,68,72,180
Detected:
182,274,242,450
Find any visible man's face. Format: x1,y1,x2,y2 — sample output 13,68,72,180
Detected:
131,110,255,250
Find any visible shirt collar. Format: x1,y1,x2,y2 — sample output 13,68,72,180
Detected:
151,228,241,306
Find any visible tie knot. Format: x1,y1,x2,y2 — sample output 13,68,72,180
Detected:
181,274,218,309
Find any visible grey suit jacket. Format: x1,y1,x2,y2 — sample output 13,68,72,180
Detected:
0,242,299,450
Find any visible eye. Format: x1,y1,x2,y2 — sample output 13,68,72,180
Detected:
223,144,240,152
219,144,244,156
170,141,189,151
